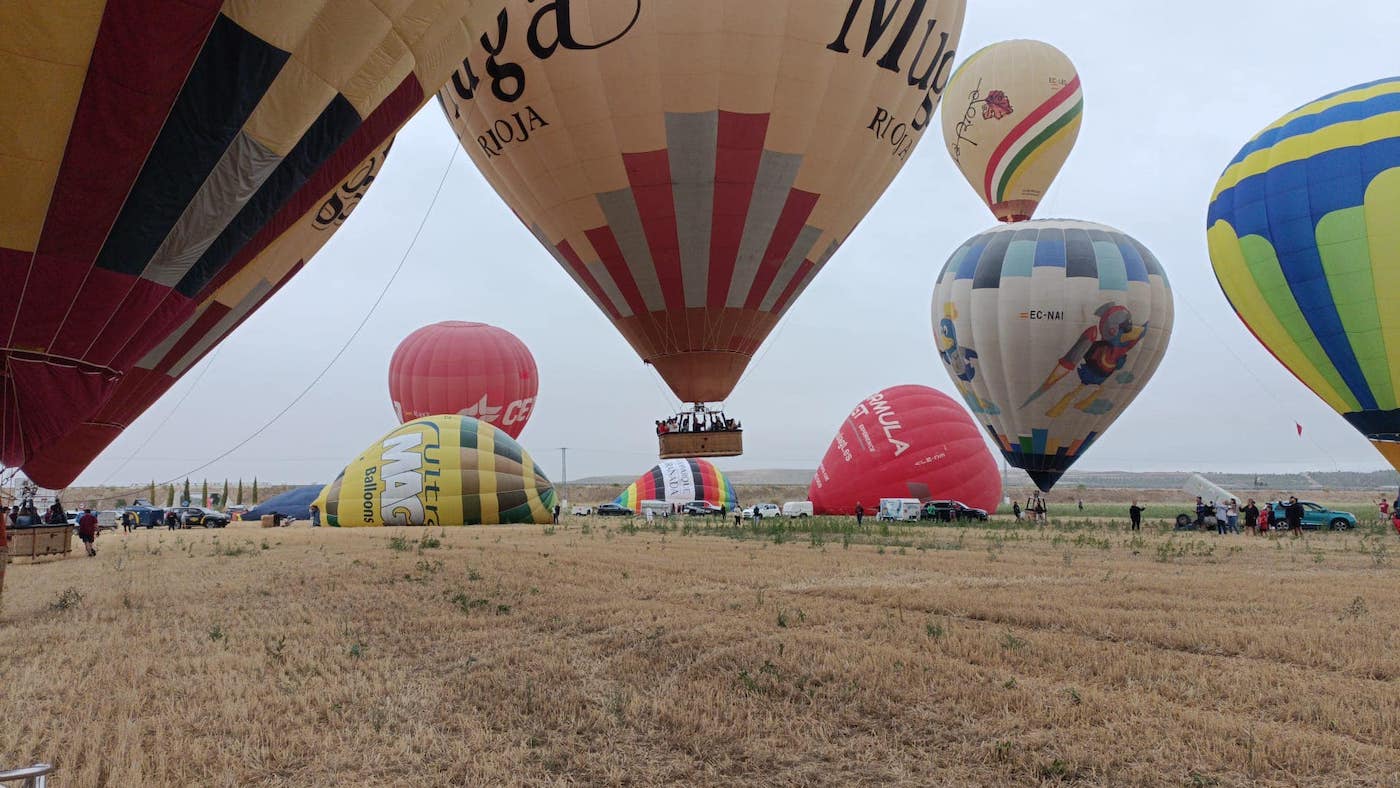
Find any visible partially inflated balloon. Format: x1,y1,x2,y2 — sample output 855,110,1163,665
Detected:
1,1,497,488
440,1,966,403
614,458,738,510
932,220,1173,491
1209,78,1400,471
316,416,556,527
809,385,1001,515
389,322,538,438
940,40,1083,222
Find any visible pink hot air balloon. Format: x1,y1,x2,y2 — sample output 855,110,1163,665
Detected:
810,385,1001,515
388,322,538,439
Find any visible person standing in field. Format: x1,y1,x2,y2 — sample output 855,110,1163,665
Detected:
1227,499,1240,533
1284,496,1304,536
1242,499,1259,536
1258,504,1271,534
1035,496,1047,524
166,510,180,530
1012,501,1022,521
77,508,99,556
0,505,9,595
1379,497,1389,524
551,503,560,525
732,506,741,527
309,504,321,528
854,502,864,526
1128,501,1142,531
1391,497,1399,536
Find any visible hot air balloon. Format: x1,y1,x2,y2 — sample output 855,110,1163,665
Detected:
809,386,1001,515
439,0,968,458
388,322,538,439
0,2,498,488
613,458,739,511
931,220,1173,491
315,415,556,526
940,40,1083,223
1208,77,1400,471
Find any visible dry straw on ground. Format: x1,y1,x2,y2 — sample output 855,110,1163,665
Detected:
2,516,1398,786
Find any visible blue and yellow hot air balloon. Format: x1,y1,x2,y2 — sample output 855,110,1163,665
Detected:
1208,77,1400,471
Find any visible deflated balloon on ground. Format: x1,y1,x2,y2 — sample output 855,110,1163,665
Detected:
809,385,1001,515
316,415,556,527
614,458,739,510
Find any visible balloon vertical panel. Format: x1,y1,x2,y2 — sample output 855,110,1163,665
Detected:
441,0,967,403
933,220,1173,491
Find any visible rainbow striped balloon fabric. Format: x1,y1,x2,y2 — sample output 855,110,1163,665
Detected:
1208,77,1400,471
614,458,738,511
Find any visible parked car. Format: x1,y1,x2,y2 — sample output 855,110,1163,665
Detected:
171,506,230,528
570,505,593,516
1266,501,1357,530
595,503,634,517
781,501,814,518
743,503,781,519
96,510,120,531
921,500,989,522
681,500,724,516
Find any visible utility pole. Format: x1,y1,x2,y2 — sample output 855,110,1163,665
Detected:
559,447,569,505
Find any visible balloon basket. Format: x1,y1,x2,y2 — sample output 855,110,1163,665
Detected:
659,431,743,460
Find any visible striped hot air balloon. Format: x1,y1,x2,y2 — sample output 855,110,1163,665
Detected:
614,458,738,511
940,40,1083,223
316,415,557,527
439,0,967,409
1208,77,1400,472
932,220,1174,491
0,1,496,488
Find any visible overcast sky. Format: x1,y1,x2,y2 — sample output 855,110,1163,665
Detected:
72,0,1400,489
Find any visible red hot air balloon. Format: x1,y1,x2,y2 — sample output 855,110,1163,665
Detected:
809,385,1001,515
388,322,538,440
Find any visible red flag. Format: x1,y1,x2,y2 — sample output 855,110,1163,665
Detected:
1296,423,1303,437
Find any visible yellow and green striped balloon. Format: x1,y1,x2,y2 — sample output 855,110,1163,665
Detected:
316,415,556,527
1208,77,1400,471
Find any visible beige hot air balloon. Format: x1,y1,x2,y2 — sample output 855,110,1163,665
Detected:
940,40,1084,222
439,0,967,458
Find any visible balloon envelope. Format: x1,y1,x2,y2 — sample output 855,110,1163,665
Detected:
614,458,739,510
389,322,538,439
0,1,495,487
940,40,1083,222
316,415,556,527
1208,78,1400,471
809,385,1001,515
440,0,967,403
932,220,1173,491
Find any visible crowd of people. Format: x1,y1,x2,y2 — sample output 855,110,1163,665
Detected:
655,411,740,435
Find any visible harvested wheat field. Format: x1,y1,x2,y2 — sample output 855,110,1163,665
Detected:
3,518,1399,786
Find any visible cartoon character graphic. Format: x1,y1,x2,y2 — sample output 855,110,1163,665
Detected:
1022,303,1149,418
937,303,999,415
982,90,1014,120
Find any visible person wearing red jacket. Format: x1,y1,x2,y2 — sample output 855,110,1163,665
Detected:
77,508,99,557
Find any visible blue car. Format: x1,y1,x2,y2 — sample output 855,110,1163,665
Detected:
1267,501,1357,530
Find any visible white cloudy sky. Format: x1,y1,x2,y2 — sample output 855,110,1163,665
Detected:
72,0,1400,488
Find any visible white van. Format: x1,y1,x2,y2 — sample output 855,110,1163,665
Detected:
878,498,922,522
638,500,674,518
782,501,814,518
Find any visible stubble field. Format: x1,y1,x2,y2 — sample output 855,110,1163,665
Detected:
2,514,1398,786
